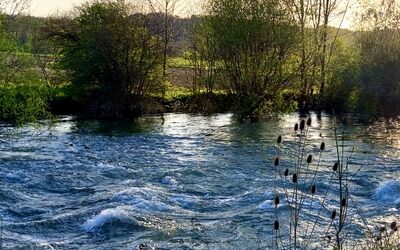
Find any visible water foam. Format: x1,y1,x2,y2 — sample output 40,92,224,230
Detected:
82,207,133,232
5,172,23,182
83,206,179,233
161,176,177,185
258,200,274,210
112,188,174,212
121,179,142,186
372,180,400,205
171,194,198,209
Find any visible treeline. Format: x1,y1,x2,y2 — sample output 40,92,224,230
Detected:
1,0,400,123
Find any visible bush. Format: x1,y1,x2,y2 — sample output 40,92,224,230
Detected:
0,83,51,124
323,41,361,114
44,0,164,118
204,0,297,120
356,28,400,119
0,14,52,124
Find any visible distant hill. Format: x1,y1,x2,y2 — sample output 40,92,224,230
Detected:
2,14,355,56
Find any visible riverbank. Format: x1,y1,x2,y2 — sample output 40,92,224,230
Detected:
49,85,237,118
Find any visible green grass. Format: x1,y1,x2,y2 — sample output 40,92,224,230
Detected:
167,57,192,68
163,83,193,101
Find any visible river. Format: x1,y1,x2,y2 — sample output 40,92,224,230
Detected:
0,113,399,249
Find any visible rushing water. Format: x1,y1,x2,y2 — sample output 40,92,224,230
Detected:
0,113,399,249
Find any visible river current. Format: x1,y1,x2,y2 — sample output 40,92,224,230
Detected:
0,113,399,249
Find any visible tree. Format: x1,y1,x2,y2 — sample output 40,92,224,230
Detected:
0,0,32,84
355,0,400,118
0,0,30,17
189,16,219,94
44,0,163,118
206,0,297,120
148,0,184,77
284,0,348,112
0,0,52,124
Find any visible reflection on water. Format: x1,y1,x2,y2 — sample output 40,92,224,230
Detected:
0,113,399,249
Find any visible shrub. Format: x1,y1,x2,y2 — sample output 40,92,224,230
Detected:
204,0,297,120
44,0,164,118
0,83,51,124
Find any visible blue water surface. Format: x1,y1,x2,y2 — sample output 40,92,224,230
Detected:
0,113,399,249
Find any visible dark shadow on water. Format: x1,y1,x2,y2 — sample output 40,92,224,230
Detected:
72,116,164,136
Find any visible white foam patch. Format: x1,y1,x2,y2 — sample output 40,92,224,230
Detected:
83,207,133,232
112,188,174,212
258,200,274,210
121,180,142,186
82,206,179,233
171,194,198,209
5,172,23,182
97,163,127,172
372,180,400,205
161,176,177,185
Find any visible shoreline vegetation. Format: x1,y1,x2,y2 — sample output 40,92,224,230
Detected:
1,0,400,125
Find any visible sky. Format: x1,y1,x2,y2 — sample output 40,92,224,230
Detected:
30,0,86,16
28,0,356,29
29,0,203,17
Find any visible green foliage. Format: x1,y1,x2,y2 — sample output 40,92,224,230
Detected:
44,0,164,117
0,83,51,124
168,57,192,69
323,41,361,114
204,0,297,120
356,28,400,119
163,83,193,102
0,14,52,124
189,17,221,94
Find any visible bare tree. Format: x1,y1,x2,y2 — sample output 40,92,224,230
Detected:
0,0,31,17
284,0,349,112
0,0,32,84
147,0,187,77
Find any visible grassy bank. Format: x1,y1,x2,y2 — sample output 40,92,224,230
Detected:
49,83,234,118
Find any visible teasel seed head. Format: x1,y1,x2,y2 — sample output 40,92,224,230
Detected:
320,142,325,151
390,221,397,231
331,210,337,220
311,184,316,194
274,157,280,167
307,117,312,126
300,120,305,131
284,168,289,177
294,123,299,132
341,198,347,207
307,154,313,164
333,162,339,172
277,135,282,144
274,196,280,205
274,220,280,230
292,173,298,183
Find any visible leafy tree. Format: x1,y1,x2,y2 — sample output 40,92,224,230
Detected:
355,0,400,118
206,0,297,120
0,5,52,124
323,40,360,114
44,0,164,118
